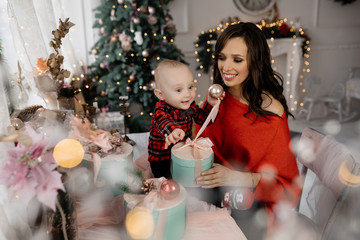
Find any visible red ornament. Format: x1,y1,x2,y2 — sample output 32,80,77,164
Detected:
279,23,290,36
160,179,180,200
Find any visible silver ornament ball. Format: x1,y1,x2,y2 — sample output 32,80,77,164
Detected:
208,84,224,99
142,49,149,57
133,17,140,24
92,48,98,55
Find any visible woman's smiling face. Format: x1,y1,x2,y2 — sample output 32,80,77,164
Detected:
217,37,249,92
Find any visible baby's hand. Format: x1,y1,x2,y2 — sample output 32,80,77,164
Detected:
164,128,185,149
207,92,225,107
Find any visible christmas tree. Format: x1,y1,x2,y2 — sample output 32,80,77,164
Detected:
88,0,186,132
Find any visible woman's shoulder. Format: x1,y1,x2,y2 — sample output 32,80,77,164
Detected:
261,92,284,117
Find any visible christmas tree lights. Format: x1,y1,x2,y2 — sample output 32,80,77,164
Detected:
88,0,186,131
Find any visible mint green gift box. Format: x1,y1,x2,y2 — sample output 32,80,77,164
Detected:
171,141,214,187
124,180,187,240
84,142,133,196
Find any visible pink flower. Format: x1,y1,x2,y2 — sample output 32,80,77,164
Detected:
69,116,112,153
0,125,64,211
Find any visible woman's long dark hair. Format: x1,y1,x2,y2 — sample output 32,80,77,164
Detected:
213,22,293,118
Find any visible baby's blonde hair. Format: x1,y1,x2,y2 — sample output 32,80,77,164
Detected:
154,59,187,89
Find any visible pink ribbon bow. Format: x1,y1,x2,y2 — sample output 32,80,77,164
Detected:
69,116,113,182
175,137,213,160
173,100,220,159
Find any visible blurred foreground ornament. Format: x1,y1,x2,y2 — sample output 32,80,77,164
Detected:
125,206,155,239
53,138,84,168
160,179,180,200
208,84,224,99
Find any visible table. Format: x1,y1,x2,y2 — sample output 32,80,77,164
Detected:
73,132,246,240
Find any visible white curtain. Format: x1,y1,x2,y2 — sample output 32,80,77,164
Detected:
0,0,100,238
3,0,100,109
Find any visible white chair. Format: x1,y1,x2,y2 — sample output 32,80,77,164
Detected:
345,67,360,115
300,75,345,122
298,75,322,121
295,127,360,240
316,83,345,122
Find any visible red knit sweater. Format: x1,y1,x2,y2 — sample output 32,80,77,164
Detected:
198,92,301,231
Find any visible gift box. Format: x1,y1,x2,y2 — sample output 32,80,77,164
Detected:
84,142,134,196
95,112,125,133
171,141,213,187
124,179,187,240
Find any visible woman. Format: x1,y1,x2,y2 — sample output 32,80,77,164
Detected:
195,22,301,239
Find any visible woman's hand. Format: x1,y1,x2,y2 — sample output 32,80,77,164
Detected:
196,163,234,188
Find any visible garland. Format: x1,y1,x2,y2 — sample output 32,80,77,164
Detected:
194,18,310,74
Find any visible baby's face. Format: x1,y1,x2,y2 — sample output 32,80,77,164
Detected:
158,66,196,110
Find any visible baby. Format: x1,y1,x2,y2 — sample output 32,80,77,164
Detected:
148,59,218,178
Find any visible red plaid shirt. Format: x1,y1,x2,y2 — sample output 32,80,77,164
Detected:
148,100,212,162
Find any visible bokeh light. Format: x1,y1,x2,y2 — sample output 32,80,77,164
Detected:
323,120,341,135
292,137,316,165
53,138,84,168
338,161,360,188
125,206,155,239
